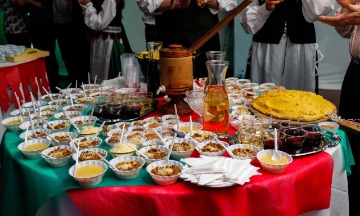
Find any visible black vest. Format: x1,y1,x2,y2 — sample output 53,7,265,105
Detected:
92,0,122,27
253,0,315,44
155,1,219,48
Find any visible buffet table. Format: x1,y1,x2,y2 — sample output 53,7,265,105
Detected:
0,98,353,216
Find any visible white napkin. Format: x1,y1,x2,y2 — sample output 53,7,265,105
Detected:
180,156,260,187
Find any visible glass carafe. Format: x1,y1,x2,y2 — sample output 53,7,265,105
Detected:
203,60,230,135
146,41,162,97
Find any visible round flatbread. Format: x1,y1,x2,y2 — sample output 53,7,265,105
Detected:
251,90,336,121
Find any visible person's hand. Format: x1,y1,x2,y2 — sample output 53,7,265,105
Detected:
78,0,91,7
319,4,360,26
337,0,359,8
175,0,191,9
197,0,219,9
265,0,284,11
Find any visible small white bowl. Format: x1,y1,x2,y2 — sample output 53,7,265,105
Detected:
19,128,51,140
144,116,163,124
166,138,197,160
69,160,108,186
70,136,102,149
109,142,142,158
114,122,132,130
10,107,34,116
106,128,126,138
41,145,74,167
47,131,78,146
173,122,203,138
256,149,293,174
39,105,61,113
47,99,71,107
318,121,339,134
109,156,145,179
146,160,183,185
142,139,165,147
77,126,102,137
29,111,55,121
19,120,44,131
137,145,169,165
196,140,228,157
72,148,108,162
131,120,147,127
81,83,103,90
228,144,260,160
18,138,51,159
62,104,88,114
22,100,47,108
184,130,217,143
43,119,71,133
2,116,27,132
41,93,60,102
161,114,179,122
75,97,98,109
54,111,81,120
71,115,98,130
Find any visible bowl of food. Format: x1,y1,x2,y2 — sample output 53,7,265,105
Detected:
137,145,169,165
69,160,108,186
43,119,71,133
54,111,81,120
173,122,203,138
318,121,339,134
41,145,74,167
146,160,183,185
196,140,228,157
77,125,102,137
75,97,98,109
19,120,44,131
19,128,50,140
41,93,60,102
109,156,145,179
72,115,98,130
167,138,197,160
71,137,102,149
17,138,51,159
256,149,293,174
47,131,78,145
228,144,260,160
47,99,71,107
29,111,55,121
142,139,165,147
10,107,34,116
62,104,88,114
72,148,107,162
22,100,47,108
184,130,217,143
39,105,61,113
109,142,142,157
2,116,27,132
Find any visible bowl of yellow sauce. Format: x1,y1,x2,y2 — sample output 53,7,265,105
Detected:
17,138,51,159
173,122,203,138
256,149,293,174
2,116,27,132
69,160,108,186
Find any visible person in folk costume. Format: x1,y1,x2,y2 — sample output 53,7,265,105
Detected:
78,0,132,83
239,0,335,93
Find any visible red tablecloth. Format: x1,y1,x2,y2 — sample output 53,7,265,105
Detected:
0,59,50,112
68,98,334,216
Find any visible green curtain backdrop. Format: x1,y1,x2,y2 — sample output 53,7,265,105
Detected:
0,11,7,44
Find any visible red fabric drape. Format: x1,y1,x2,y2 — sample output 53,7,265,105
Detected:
0,59,50,112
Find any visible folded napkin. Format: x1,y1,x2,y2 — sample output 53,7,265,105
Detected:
180,156,260,187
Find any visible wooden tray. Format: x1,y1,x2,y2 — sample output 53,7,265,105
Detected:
6,48,49,62
249,105,331,125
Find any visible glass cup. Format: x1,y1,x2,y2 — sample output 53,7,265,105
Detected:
262,129,286,151
121,99,142,120
206,51,226,61
139,92,153,115
284,128,308,154
302,124,323,151
238,125,263,149
103,102,125,120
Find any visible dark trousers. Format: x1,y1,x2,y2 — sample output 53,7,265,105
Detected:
53,21,90,87
339,61,360,216
145,23,158,43
31,27,59,92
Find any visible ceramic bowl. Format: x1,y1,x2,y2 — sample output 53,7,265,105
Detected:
166,138,197,160
18,138,51,159
228,144,260,160
69,160,108,186
109,156,145,179
41,145,74,167
146,160,183,185
256,149,293,174
196,140,229,157
2,116,27,132
137,145,169,165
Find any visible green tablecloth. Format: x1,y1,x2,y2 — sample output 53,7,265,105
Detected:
337,129,355,175
0,131,155,216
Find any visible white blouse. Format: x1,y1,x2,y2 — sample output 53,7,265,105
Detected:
81,0,117,31
239,0,335,35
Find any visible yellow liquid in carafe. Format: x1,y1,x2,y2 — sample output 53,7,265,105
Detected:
75,165,104,178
